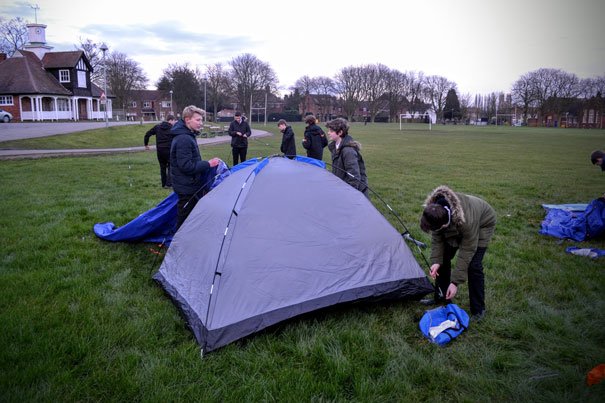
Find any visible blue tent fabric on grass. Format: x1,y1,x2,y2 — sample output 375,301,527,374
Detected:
539,198,605,242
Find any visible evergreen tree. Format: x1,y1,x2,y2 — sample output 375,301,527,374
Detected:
444,88,461,121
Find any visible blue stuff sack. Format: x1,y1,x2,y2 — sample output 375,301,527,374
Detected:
419,303,469,345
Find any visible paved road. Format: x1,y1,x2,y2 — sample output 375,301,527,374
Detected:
0,121,145,141
0,122,272,159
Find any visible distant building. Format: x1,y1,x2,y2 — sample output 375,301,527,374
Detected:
0,23,111,122
119,89,175,121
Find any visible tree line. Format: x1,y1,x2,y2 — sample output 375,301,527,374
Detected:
2,16,604,125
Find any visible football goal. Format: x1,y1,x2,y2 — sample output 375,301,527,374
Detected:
399,112,433,131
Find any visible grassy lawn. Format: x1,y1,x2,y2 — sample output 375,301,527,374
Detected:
1,123,604,401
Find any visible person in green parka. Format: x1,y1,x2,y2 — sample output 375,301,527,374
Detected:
419,185,496,321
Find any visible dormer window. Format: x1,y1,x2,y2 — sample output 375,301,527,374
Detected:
59,69,70,83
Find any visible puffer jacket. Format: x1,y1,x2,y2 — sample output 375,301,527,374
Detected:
328,134,368,197
169,119,211,195
144,121,173,150
424,185,497,284
302,124,328,160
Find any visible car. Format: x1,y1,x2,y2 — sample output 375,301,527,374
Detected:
0,108,13,123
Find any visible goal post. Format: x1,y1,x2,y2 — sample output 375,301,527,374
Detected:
399,112,433,131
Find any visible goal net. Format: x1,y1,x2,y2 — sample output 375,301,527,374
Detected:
399,112,433,131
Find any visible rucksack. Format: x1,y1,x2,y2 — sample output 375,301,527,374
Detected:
419,303,469,345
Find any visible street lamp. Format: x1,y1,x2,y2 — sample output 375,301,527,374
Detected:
264,85,269,126
204,78,208,113
169,90,173,115
99,42,109,128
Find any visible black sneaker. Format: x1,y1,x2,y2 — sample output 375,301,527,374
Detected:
419,298,436,306
471,310,486,322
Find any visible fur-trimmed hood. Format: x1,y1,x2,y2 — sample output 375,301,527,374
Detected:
423,185,466,226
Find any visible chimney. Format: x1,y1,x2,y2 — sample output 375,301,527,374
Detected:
0,53,6,62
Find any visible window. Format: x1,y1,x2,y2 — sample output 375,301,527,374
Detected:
143,101,151,108
0,95,14,105
77,71,86,88
57,99,69,111
161,101,172,108
59,70,70,83
130,101,137,108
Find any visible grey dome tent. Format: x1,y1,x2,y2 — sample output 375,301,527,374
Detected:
153,156,433,353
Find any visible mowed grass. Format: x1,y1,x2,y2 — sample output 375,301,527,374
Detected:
0,123,604,401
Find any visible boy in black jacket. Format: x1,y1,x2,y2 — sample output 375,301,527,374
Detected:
228,111,252,166
144,115,177,188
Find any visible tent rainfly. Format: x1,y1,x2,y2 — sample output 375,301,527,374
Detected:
153,156,433,353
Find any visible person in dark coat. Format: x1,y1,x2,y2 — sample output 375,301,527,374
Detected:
170,105,221,230
277,119,296,159
228,111,252,166
419,185,497,322
590,150,604,171
326,117,369,198
302,114,327,160
144,115,177,188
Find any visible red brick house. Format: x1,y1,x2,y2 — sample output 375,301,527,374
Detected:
0,23,111,122
121,89,174,121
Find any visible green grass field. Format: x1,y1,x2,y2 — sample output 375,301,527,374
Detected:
1,123,604,401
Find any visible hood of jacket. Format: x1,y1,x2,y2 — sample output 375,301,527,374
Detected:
158,121,172,131
171,119,196,138
305,124,324,136
423,185,465,226
328,134,361,153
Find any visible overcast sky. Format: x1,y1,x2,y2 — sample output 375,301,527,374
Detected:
4,0,605,96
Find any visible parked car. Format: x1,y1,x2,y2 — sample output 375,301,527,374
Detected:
0,109,13,123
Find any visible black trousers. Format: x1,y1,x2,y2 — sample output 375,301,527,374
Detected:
157,149,171,187
232,147,247,166
434,244,487,315
176,193,200,231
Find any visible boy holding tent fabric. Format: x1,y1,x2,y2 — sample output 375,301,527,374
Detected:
170,105,221,230
419,185,496,322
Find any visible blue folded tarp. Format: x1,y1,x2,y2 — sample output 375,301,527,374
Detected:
94,192,178,243
94,161,233,244
539,198,605,242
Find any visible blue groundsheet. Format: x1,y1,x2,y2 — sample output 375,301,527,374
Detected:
539,198,605,242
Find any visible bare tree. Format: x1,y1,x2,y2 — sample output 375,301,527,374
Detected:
361,64,390,122
0,17,28,56
205,63,230,121
511,73,537,123
293,75,317,115
77,38,104,85
404,71,426,114
528,68,581,121
314,76,336,121
423,75,455,120
458,92,473,122
229,53,278,117
334,66,364,120
105,51,148,112
384,69,409,122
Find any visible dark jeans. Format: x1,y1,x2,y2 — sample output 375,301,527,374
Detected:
176,193,200,231
435,244,487,315
157,149,171,187
232,147,247,166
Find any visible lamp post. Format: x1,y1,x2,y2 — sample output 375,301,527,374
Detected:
264,85,269,126
169,90,173,116
204,77,208,113
99,42,109,128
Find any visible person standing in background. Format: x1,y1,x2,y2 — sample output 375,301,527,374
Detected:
302,114,327,160
144,115,177,188
228,111,252,166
